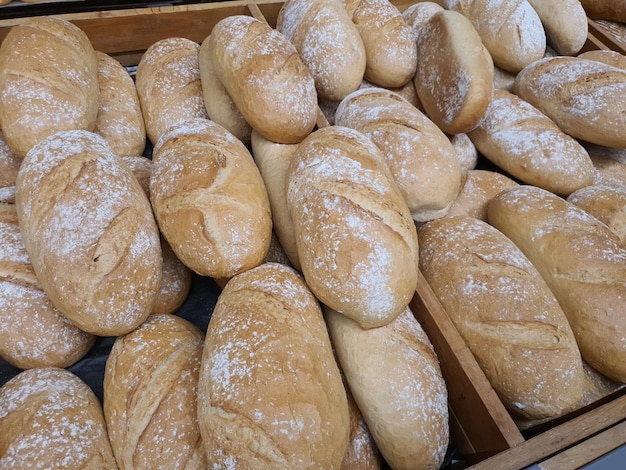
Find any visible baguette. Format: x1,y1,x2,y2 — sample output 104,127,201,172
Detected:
525,0,588,56
567,184,626,245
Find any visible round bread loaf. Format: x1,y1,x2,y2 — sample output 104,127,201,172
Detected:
0,131,20,188
567,184,626,245
335,87,462,222
150,118,272,279
94,51,146,157
15,130,162,336
419,215,585,418
286,126,419,329
488,185,626,383
0,203,95,369
0,367,117,468
104,313,206,469
136,37,208,146
526,0,588,55
326,306,449,470
198,263,350,468
0,16,99,157
206,15,317,144
276,0,366,101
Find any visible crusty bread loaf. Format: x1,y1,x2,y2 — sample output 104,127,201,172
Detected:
0,16,99,157
402,1,444,35
0,367,117,468
579,0,626,21
514,56,626,148
488,185,626,383
198,263,349,468
446,169,518,221
0,186,15,204
277,0,366,101
0,203,95,369
198,35,252,146
438,0,546,73
15,130,162,336
525,0,588,55
335,87,462,222
0,131,20,188
135,37,208,146
104,313,206,469
150,118,271,279
326,306,449,470
448,132,478,173
567,184,626,244
582,142,626,191
578,49,626,70
344,0,417,88
121,155,152,197
414,9,494,134
419,215,585,418
206,15,317,144
341,390,383,470
286,126,419,329
467,89,595,196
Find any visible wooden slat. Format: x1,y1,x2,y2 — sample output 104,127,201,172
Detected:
587,18,626,55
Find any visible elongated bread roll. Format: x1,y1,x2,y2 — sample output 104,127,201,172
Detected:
206,15,317,144
514,56,626,148
578,49,626,70
286,126,419,329
15,130,162,336
341,390,383,470
327,306,449,470
448,133,478,173
0,16,99,157
525,0,588,55
198,263,349,468
420,215,585,418
104,313,206,469
488,185,626,383
567,184,626,244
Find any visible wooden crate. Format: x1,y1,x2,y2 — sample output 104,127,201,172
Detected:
0,1,624,468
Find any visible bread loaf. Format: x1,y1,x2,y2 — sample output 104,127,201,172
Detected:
206,15,317,144
344,0,417,88
0,16,99,157
567,184,626,244
286,126,419,329
467,89,595,196
0,131,20,188
579,0,626,21
198,263,349,468
15,130,162,336
136,37,208,146
335,87,462,222
493,66,517,92
579,49,626,70
488,185,626,383
0,367,117,468
0,203,95,369
326,306,449,470
276,0,366,101
94,51,146,156
402,1,444,36
514,56,626,148
150,118,271,279
104,313,206,469
419,215,585,418
448,132,478,173
414,9,494,134
342,390,383,470
583,142,626,190
0,186,15,204
525,0,588,55
121,155,152,197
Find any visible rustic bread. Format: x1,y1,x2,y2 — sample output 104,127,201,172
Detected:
488,185,626,383
402,1,444,35
567,184,626,245
578,50,626,70
525,0,588,55
579,0,626,21
150,118,271,279
582,142,626,191
327,306,449,470
206,15,317,144
135,37,208,146
342,389,383,470
448,133,478,173
286,126,419,329
104,313,206,469
198,263,349,468
0,16,99,157
419,215,585,418
0,367,117,469
15,130,162,336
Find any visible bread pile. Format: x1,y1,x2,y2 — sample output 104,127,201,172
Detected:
1,0,626,468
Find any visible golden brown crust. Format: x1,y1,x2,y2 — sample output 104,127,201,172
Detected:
567,184,626,245
526,0,588,55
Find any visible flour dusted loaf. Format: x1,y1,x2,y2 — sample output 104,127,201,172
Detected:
525,0,588,56
104,313,206,469
0,16,99,157
488,185,626,383
514,56,626,148
150,118,271,279
335,87,462,222
0,367,117,469
0,203,95,369
342,390,383,469
136,37,208,145
286,125,419,329
206,15,317,144
420,215,585,418
198,263,349,468
327,306,449,470
578,50,626,70
94,51,146,156
15,130,162,336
